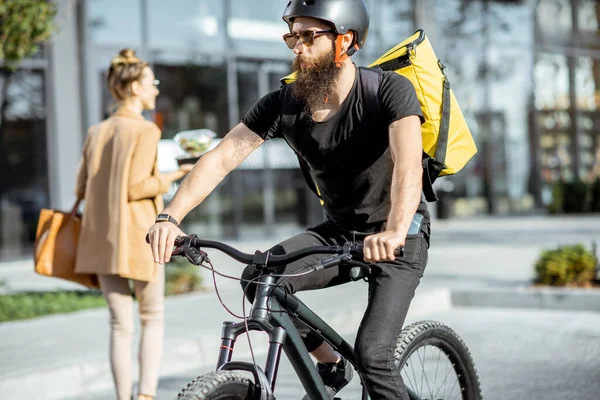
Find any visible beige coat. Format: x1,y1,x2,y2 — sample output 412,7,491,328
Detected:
74,109,170,282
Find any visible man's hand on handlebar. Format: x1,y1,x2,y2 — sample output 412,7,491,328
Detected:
148,221,184,264
363,230,405,263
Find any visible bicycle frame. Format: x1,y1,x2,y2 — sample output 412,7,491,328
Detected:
215,274,421,400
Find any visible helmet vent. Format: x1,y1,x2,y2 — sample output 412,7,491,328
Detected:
304,0,315,5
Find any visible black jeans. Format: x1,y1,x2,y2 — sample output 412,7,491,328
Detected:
241,215,430,400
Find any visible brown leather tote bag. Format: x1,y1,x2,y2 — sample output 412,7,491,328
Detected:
33,199,99,289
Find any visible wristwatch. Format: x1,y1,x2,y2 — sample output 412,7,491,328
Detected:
155,213,179,227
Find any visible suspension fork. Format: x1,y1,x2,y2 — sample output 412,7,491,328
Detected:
215,275,288,391
216,321,236,368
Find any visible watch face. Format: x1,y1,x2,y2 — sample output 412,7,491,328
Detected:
156,214,178,225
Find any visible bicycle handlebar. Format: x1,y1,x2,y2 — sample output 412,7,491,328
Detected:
145,234,404,267
176,236,366,266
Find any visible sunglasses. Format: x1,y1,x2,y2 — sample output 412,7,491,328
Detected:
143,79,160,88
282,29,336,49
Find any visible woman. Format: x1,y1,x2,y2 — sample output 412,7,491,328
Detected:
74,49,192,400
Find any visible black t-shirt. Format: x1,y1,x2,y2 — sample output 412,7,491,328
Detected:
241,68,424,229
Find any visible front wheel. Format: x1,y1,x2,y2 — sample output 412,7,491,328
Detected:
174,371,257,400
394,320,482,400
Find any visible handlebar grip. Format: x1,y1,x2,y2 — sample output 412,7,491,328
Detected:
145,233,187,246
352,243,405,258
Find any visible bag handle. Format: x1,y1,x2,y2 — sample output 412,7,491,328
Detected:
70,198,82,217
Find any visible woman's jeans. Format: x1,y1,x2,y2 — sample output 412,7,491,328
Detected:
98,273,165,400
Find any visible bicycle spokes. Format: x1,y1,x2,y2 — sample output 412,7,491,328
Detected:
401,344,463,400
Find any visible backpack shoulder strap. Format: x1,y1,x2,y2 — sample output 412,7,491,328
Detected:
279,84,323,203
360,66,441,202
421,64,452,202
358,66,383,120
280,83,297,130
435,74,451,167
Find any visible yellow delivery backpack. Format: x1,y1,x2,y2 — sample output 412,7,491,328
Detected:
281,29,477,202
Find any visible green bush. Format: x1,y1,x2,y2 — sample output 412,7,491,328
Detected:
548,182,565,214
0,260,204,322
534,244,597,286
165,257,204,296
0,290,106,322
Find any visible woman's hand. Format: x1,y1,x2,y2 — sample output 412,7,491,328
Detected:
163,164,194,183
178,164,194,174
148,221,184,264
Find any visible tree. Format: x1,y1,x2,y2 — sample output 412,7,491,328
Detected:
0,0,57,139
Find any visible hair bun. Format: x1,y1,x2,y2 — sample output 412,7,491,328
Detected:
118,48,139,62
111,48,142,66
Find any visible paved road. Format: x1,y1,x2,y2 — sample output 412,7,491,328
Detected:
71,306,600,400
5,215,600,399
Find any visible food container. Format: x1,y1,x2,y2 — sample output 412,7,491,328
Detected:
173,129,216,165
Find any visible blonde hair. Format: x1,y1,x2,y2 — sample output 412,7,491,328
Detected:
106,48,149,101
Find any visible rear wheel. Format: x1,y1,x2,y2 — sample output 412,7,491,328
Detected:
174,371,257,400
394,320,482,400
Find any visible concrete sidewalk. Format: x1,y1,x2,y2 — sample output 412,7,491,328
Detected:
2,214,600,399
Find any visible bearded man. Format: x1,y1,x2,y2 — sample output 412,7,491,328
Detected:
147,1,430,399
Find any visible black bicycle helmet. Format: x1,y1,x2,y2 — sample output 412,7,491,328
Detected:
282,0,370,49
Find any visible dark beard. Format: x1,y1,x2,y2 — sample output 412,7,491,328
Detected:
292,49,341,114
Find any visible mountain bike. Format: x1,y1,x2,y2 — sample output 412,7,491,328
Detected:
167,234,482,400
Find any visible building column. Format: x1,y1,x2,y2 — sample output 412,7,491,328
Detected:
412,0,438,45
45,0,84,210
569,0,582,179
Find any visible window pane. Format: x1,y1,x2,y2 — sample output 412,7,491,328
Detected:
147,0,225,57
88,0,142,46
575,56,599,111
578,0,599,34
536,0,572,37
0,69,49,261
229,0,284,21
226,0,289,59
576,56,600,180
538,110,573,183
152,64,229,139
535,53,570,111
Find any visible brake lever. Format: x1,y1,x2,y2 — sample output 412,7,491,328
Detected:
171,236,210,266
172,246,185,256
181,245,210,266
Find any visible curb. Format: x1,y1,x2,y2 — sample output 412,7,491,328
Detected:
0,287,452,400
451,286,600,312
